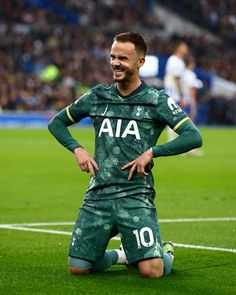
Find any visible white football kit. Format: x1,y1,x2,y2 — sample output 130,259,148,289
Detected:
164,55,185,102
181,69,203,105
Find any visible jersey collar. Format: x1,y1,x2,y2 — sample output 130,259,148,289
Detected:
113,81,147,99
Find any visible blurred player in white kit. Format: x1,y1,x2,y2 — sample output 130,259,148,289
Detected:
164,41,189,107
164,41,189,142
181,55,203,122
181,55,203,156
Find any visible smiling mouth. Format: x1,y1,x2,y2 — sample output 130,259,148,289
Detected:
113,68,125,75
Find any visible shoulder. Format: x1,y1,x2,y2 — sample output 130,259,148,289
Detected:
182,70,197,84
167,55,176,63
166,55,185,75
149,88,174,109
145,85,161,95
185,69,196,78
75,83,112,103
91,83,113,94
144,85,167,104
167,55,183,66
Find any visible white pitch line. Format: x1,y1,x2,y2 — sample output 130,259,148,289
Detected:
0,225,235,254
175,243,236,254
0,225,71,236
1,217,236,227
160,217,236,223
0,222,74,227
0,224,118,238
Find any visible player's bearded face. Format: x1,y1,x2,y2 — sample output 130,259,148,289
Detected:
112,63,135,83
110,41,141,83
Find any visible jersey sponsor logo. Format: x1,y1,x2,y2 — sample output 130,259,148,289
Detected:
98,118,141,140
167,97,182,115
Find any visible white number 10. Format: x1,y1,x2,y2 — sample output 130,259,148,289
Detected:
133,227,154,249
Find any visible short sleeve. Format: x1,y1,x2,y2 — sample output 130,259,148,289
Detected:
157,90,189,131
185,71,197,87
66,89,94,123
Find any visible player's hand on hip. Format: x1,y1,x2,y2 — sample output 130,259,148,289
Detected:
122,148,153,180
74,147,99,178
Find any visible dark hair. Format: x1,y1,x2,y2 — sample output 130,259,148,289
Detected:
114,32,148,56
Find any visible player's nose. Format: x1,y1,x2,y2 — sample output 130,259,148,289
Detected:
111,58,121,67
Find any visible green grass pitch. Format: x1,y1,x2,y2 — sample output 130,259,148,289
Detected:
0,127,236,295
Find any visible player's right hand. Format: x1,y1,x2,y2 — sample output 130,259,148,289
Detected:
74,147,99,178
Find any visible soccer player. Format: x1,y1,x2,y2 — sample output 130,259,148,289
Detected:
164,41,189,142
164,40,189,106
181,55,203,122
181,55,204,156
48,32,202,278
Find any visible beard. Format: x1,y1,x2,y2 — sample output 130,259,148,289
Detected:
111,65,135,83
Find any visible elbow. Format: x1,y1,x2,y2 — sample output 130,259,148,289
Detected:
48,116,58,134
48,118,54,133
194,130,203,148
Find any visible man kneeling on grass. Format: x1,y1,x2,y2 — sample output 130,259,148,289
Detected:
48,32,202,278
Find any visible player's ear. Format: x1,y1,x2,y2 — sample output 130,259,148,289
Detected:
137,57,145,69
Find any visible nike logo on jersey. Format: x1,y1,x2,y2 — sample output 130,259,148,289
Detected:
101,104,108,116
98,118,141,140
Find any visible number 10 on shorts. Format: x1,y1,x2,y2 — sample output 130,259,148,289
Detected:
133,227,154,249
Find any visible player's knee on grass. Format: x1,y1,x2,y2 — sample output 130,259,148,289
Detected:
68,257,93,275
138,258,164,278
69,265,91,275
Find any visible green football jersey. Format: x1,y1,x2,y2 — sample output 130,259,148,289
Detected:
67,82,188,200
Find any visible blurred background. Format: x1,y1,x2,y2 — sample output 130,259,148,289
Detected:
0,0,236,127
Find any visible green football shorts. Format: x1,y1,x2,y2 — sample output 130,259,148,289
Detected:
69,195,163,265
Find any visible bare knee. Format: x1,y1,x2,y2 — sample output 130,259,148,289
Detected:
68,257,93,275
138,258,164,278
68,265,91,275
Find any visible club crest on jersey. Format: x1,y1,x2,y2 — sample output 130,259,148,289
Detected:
132,106,145,119
136,106,142,117
98,118,141,140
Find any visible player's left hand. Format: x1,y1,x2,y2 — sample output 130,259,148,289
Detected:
122,148,153,180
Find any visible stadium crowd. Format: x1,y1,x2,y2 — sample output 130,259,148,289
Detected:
0,0,235,113
161,0,236,43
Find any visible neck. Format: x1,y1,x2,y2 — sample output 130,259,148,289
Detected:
116,78,142,96
175,52,183,59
